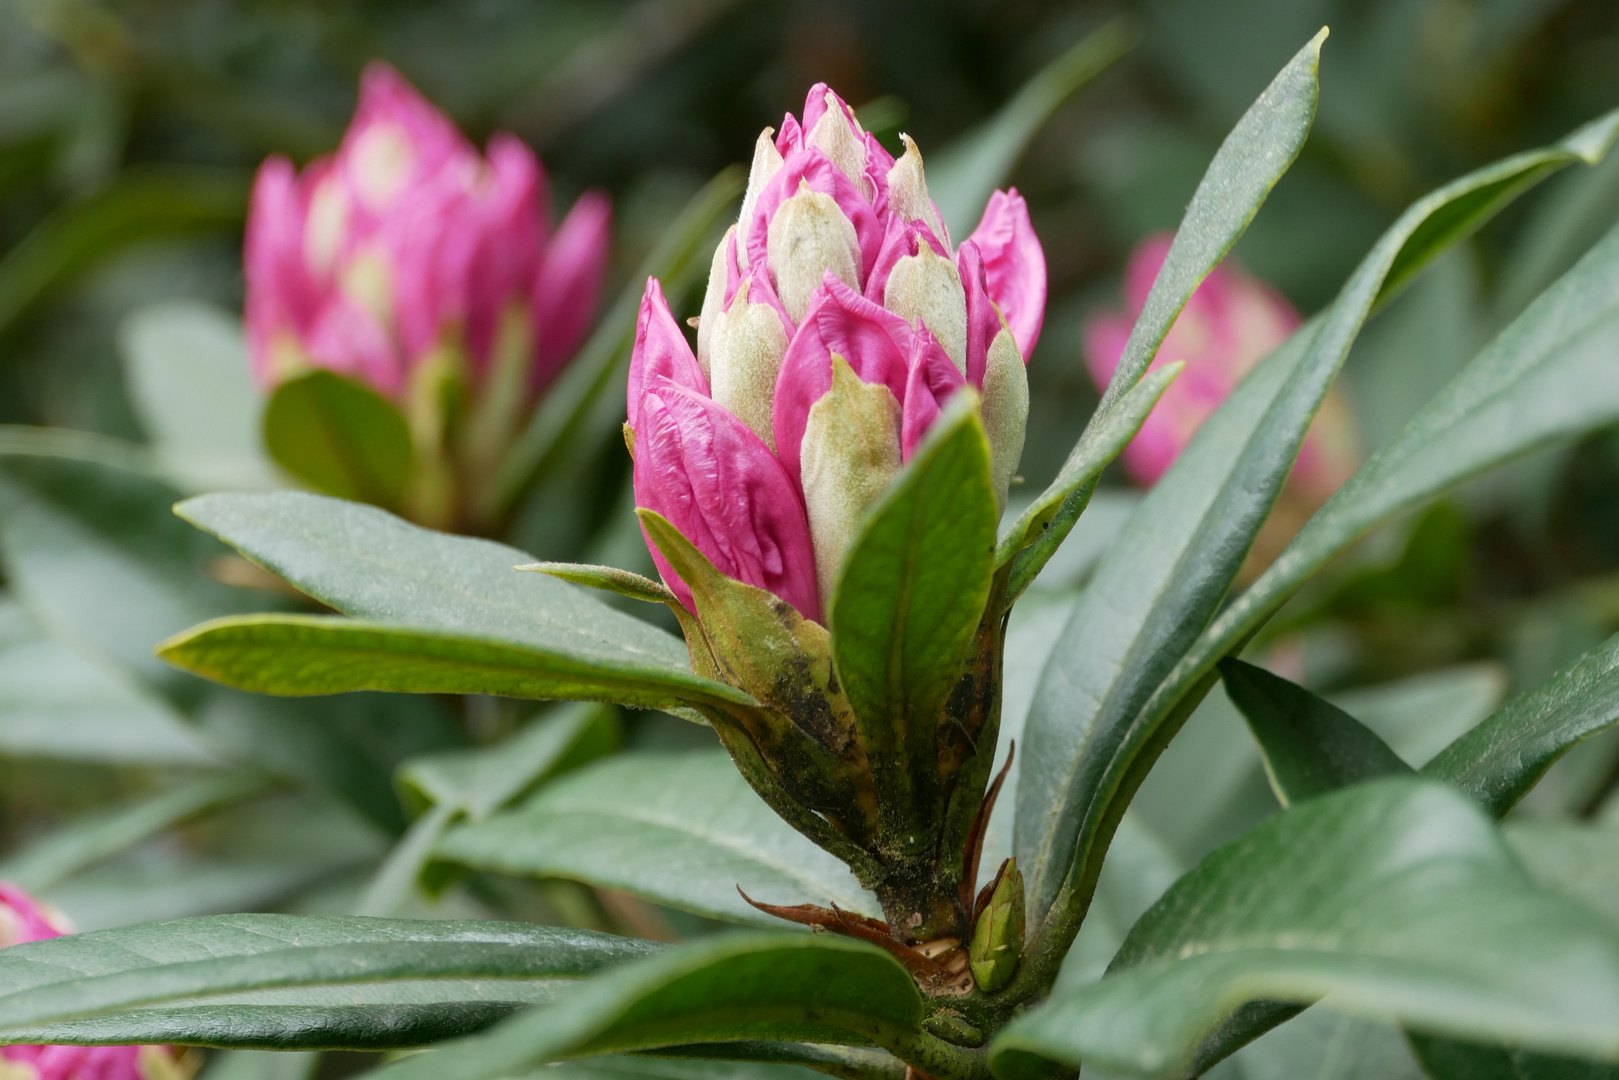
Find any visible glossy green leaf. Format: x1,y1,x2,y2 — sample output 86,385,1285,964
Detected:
400,702,617,820
990,779,1619,1080
1505,820,1619,931
261,371,413,508
435,750,881,924
158,614,754,713
175,492,698,680
0,914,658,1050
1000,30,1323,590
929,18,1134,239
1220,658,1413,806
1016,108,1619,937
487,167,744,520
366,934,923,1080
120,301,278,494
0,772,270,892
830,393,995,832
1424,632,1619,817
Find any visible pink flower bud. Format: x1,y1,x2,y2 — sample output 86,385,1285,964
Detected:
0,884,187,1080
628,84,1049,623
1084,233,1357,494
244,62,609,404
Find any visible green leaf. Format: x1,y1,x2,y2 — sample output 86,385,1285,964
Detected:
0,772,270,892
366,934,923,1080
989,779,1619,1080
175,492,696,680
400,702,618,820
120,300,278,494
999,29,1323,589
830,392,996,835
261,371,413,508
158,614,754,713
520,1056,873,1080
0,168,247,338
486,167,744,521
524,563,675,605
1424,632,1619,817
1236,1012,1427,1080
435,750,882,924
0,914,659,1050
0,598,218,765
1015,108,1619,939
1505,819,1619,932
1219,658,1413,807
0,427,262,690
1410,1034,1618,1080
928,18,1134,239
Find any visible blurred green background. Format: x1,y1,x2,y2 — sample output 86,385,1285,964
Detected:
4,0,1619,962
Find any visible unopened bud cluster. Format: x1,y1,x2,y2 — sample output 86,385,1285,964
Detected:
626,83,1045,623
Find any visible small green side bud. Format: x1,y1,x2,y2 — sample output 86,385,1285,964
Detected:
969,858,1024,992
800,355,902,615
980,327,1029,514
768,180,862,323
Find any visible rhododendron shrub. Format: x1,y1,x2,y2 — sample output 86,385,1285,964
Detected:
245,63,610,528
47,32,1619,1080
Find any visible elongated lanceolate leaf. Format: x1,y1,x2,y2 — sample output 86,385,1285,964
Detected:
1424,631,1619,817
158,615,754,713
0,914,658,1050
367,934,923,1080
989,779,1619,1080
176,492,693,672
1220,659,1413,806
831,393,996,838
435,750,881,924
1016,107,1619,938
929,18,1134,239
998,31,1323,584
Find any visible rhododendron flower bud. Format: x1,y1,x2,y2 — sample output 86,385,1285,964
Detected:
0,884,188,1080
626,83,1046,623
1084,233,1356,495
245,62,609,402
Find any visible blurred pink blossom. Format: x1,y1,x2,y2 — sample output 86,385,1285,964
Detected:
627,84,1045,621
1084,233,1357,498
0,884,187,1080
245,62,609,401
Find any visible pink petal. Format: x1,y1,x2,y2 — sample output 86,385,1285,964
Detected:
745,147,882,287
900,327,967,460
772,273,914,490
958,240,1000,389
0,883,67,946
533,189,611,391
459,133,547,372
967,188,1046,358
634,377,821,622
339,62,474,217
244,156,320,385
626,278,709,433
1081,311,1132,392
1122,233,1175,313
776,112,802,155
864,215,949,306
305,296,406,398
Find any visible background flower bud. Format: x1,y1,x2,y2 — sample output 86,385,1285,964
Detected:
801,356,903,613
0,883,189,1080
768,181,863,323
245,62,608,404
1084,232,1355,495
